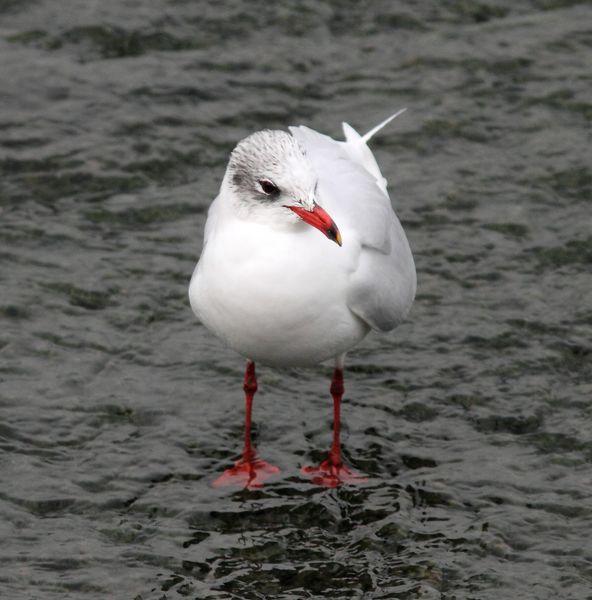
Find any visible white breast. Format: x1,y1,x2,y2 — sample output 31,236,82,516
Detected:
189,206,369,367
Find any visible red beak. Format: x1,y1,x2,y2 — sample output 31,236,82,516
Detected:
287,204,342,246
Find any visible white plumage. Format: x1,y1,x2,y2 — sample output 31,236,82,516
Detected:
189,112,416,368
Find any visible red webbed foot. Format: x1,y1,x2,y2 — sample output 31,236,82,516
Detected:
213,454,280,489
301,456,367,488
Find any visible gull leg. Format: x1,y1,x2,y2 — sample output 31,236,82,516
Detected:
213,360,280,489
301,358,366,487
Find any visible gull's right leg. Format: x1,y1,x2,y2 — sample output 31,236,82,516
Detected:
213,360,280,489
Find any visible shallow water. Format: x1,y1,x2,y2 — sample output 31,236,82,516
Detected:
1,1,591,598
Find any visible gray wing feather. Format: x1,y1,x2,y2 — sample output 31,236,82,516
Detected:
290,125,416,332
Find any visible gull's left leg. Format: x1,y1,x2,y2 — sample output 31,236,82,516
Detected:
301,355,366,487
213,360,280,489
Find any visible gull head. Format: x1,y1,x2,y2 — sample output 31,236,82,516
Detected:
225,130,342,246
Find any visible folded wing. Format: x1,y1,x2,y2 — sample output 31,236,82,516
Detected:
289,115,416,332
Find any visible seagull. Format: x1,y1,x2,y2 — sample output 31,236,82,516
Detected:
189,110,416,488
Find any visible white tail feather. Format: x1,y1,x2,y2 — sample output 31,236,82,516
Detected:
361,108,407,143
340,109,407,196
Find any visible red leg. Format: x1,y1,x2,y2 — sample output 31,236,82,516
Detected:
213,361,280,489
301,367,366,487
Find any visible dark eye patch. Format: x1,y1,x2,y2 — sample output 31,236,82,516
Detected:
258,179,280,196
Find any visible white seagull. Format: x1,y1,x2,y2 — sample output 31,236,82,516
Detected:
189,110,416,488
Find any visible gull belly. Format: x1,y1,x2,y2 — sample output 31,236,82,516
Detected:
189,215,369,367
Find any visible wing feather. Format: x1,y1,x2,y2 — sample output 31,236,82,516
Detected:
290,121,416,332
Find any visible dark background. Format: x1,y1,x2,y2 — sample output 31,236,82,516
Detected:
1,1,591,598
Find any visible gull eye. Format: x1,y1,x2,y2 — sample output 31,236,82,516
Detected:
258,179,280,196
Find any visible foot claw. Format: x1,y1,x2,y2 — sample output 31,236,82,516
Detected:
213,456,280,489
301,458,367,487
